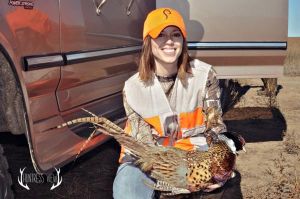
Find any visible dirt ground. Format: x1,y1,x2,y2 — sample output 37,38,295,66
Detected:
229,77,300,199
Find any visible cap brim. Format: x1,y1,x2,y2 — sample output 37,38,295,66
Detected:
147,22,186,39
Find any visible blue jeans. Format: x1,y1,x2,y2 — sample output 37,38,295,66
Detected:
113,163,156,199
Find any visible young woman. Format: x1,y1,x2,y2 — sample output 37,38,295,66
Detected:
113,8,227,199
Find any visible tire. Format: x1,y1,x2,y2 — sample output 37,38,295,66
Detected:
0,145,14,199
0,52,26,134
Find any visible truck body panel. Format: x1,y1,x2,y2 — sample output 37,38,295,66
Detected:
157,0,288,78
0,0,154,172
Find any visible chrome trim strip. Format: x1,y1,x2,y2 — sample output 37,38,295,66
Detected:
23,45,141,71
188,42,287,50
66,46,142,64
24,55,64,71
24,42,286,71
26,55,64,66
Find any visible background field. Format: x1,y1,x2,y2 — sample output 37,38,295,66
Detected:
233,37,300,199
284,37,300,76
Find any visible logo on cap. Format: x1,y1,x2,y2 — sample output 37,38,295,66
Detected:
163,9,172,19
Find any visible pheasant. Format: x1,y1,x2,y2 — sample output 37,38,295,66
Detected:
56,110,245,196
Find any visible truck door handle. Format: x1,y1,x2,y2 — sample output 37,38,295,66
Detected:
126,0,134,16
93,0,107,15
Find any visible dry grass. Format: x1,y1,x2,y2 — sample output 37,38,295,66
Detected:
284,38,300,76
244,155,300,199
243,132,300,199
261,153,300,199
284,131,300,155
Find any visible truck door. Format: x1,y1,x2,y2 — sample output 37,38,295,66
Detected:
57,0,155,115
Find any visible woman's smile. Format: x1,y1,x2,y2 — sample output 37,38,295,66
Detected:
162,47,176,55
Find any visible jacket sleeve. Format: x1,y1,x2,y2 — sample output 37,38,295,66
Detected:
123,90,158,146
203,68,227,134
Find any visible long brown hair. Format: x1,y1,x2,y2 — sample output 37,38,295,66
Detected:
138,35,192,85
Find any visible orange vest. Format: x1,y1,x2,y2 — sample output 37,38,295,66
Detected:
120,59,212,162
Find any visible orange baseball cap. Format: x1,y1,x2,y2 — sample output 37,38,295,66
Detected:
143,8,187,40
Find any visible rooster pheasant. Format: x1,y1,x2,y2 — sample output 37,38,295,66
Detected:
57,109,245,196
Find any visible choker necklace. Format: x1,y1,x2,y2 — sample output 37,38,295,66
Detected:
155,73,177,82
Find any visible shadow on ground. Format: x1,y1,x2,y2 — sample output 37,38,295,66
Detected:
2,135,120,199
224,107,287,143
220,80,251,113
220,79,287,143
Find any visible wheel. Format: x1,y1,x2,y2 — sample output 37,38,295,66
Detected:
0,144,14,199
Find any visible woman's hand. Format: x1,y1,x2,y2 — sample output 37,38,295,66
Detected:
203,181,226,192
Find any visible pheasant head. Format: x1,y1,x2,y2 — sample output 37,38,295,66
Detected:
219,131,246,154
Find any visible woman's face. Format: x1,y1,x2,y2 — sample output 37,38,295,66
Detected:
151,26,183,67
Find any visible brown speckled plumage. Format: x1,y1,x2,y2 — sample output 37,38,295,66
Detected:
56,111,245,196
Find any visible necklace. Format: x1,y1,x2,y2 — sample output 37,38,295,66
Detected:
155,73,177,82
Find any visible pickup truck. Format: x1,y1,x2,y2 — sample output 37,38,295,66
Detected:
0,0,287,197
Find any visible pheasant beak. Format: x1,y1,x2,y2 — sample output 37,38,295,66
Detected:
242,146,247,153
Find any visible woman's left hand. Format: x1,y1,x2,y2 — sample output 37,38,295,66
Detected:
203,181,226,192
